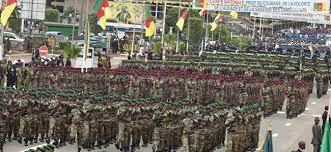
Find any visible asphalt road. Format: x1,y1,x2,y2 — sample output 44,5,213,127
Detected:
3,53,330,152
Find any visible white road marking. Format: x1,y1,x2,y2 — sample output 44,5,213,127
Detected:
277,111,286,114
312,102,317,105
305,108,310,110
272,133,279,137
312,115,321,117
285,123,292,126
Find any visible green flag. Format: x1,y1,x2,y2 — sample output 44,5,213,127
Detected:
321,121,331,152
260,129,273,152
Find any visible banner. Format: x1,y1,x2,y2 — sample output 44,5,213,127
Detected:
193,0,330,14
107,2,145,25
251,12,331,24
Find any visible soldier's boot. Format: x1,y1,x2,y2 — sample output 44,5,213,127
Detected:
29,137,33,145
40,133,45,142
24,138,29,146
78,147,82,152
115,142,120,149
34,134,38,143
46,137,50,144
96,140,102,149
91,141,96,150
18,135,22,144
130,146,135,152
7,133,12,142
13,132,18,140
123,145,130,152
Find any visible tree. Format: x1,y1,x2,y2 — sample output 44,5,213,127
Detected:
164,33,176,53
8,8,21,33
213,25,231,43
63,6,75,24
45,8,59,22
88,13,98,34
184,17,204,49
238,36,252,49
165,8,200,34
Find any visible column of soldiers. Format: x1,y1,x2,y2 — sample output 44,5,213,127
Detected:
0,87,265,152
29,67,266,106
225,104,263,152
262,80,286,117
286,81,309,119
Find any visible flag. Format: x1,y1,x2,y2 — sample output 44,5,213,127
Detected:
321,121,331,152
258,130,273,152
321,98,331,152
145,1,155,37
210,13,222,31
314,3,324,11
94,0,109,30
230,11,238,19
197,0,208,16
1,0,17,26
176,9,189,32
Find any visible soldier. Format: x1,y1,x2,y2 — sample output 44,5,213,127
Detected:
0,107,8,152
316,71,322,99
0,64,4,88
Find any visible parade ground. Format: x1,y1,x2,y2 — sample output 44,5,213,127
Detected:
3,53,330,152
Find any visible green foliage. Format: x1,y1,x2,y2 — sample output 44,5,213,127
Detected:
8,8,21,33
164,33,177,51
165,7,179,34
179,41,186,54
165,8,200,34
184,17,204,48
213,25,231,43
265,31,273,37
89,13,98,34
63,45,80,59
151,40,162,53
45,8,60,22
238,36,253,49
63,6,75,23
63,6,75,18
59,41,71,50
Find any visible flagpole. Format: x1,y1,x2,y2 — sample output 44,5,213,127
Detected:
71,0,78,49
161,2,167,60
131,28,136,56
205,11,209,51
253,17,256,38
186,7,190,56
175,0,181,54
259,17,262,41
0,0,4,61
83,0,90,71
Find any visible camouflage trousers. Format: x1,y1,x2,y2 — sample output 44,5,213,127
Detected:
118,122,131,151
316,81,323,99
226,126,246,152
131,122,141,149
6,117,19,141
0,121,5,152
152,127,160,151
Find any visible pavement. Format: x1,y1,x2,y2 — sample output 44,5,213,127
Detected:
2,53,330,152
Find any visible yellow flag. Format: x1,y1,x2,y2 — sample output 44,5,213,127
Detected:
210,13,222,31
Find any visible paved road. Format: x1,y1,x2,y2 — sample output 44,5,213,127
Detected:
2,53,330,152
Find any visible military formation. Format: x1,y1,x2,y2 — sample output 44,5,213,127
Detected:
0,87,262,152
0,50,328,152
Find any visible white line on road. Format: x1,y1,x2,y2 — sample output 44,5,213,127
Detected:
312,102,317,105
272,133,279,137
305,108,310,110
277,111,286,114
312,115,321,117
285,123,292,126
